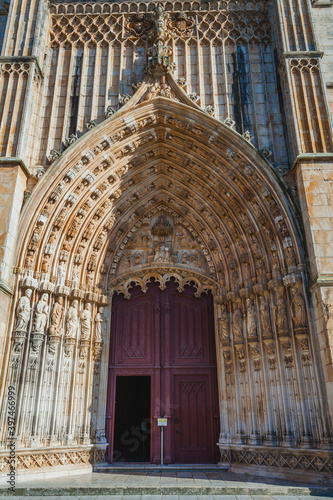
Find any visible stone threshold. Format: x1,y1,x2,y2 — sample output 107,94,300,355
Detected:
1,484,333,496
94,463,229,472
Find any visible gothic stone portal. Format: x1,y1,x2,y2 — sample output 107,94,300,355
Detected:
106,280,220,463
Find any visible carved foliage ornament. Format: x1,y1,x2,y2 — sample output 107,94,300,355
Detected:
110,268,217,300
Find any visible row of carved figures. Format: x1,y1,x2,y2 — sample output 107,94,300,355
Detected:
13,289,105,359
219,286,307,344
215,283,331,447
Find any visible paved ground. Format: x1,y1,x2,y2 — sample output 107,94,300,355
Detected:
0,470,332,498
1,496,333,500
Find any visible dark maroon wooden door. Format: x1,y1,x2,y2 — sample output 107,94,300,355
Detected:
173,374,213,462
106,279,219,463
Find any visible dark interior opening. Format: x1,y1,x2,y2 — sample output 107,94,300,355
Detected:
113,376,151,462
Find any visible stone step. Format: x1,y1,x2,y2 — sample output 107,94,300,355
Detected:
2,485,333,497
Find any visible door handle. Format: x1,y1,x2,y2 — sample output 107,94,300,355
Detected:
176,430,179,434
175,418,179,424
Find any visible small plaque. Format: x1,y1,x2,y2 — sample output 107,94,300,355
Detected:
157,418,167,427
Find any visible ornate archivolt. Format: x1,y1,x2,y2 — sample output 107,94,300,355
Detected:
1,66,331,470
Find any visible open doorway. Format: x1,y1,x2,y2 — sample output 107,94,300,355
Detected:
113,376,151,462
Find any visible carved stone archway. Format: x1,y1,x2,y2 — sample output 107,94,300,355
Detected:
0,76,332,480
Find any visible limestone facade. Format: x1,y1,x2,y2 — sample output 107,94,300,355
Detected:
0,0,333,483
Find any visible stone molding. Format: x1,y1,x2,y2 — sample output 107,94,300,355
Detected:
219,446,333,474
0,280,14,297
0,158,31,178
0,446,106,473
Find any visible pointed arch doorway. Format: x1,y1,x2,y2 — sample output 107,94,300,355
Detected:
106,278,220,464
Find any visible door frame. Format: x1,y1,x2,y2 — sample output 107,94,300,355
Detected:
105,276,221,464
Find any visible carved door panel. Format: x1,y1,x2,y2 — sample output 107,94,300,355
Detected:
173,374,214,463
114,294,153,366
170,292,210,365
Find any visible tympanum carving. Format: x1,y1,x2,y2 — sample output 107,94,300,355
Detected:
116,212,210,278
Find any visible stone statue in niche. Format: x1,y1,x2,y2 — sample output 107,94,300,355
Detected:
180,252,190,264
192,249,207,269
274,293,289,334
14,288,32,333
219,304,230,343
154,244,171,263
285,246,296,266
57,260,66,285
260,295,272,335
72,264,81,283
94,307,104,343
243,262,251,281
49,297,64,337
232,306,243,342
65,300,79,339
32,294,49,334
41,254,51,274
138,230,151,248
246,299,257,338
291,287,307,329
132,251,144,266
272,253,280,274
175,226,187,246
80,303,92,340
231,269,239,287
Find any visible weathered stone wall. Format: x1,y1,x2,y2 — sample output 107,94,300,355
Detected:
295,158,333,417
312,2,333,115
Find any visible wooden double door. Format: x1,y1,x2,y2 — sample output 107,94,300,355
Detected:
106,279,219,463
